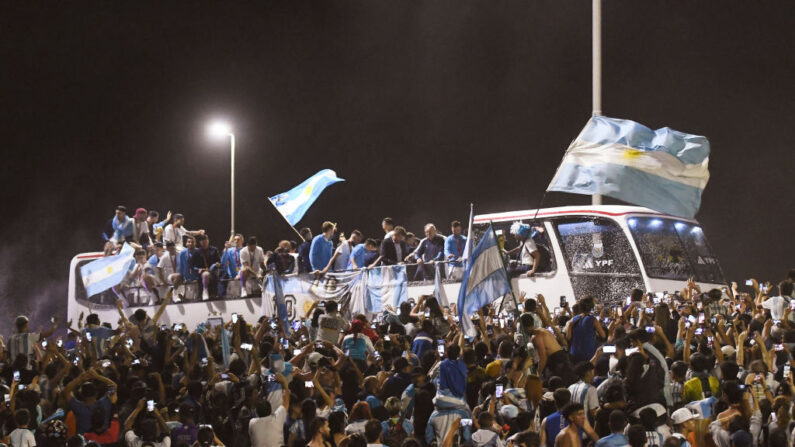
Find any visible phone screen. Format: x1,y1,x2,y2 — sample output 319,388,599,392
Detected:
785,365,791,379
13,371,20,382
232,313,238,324
625,347,639,355
603,345,616,353
461,418,473,426
305,381,314,388
437,344,445,354
745,280,753,286
495,385,504,398
147,400,154,412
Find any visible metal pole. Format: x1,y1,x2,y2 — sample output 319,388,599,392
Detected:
230,133,236,236
592,0,603,206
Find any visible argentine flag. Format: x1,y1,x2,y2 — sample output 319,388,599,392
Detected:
433,262,450,307
269,169,344,225
457,225,511,337
548,116,710,218
366,265,408,313
80,243,135,297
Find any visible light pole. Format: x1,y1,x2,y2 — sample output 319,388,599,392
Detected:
208,121,235,237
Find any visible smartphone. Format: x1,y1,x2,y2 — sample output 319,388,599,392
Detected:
745,280,753,286
645,307,654,315
267,375,275,382
42,340,48,349
708,336,714,347
293,349,301,356
126,338,134,348
86,332,92,342
775,344,784,351
221,373,229,380
241,343,252,351
201,357,209,366
101,360,111,368
617,308,623,317
698,313,705,324
625,347,639,355
495,384,504,398
560,296,567,307
207,317,224,328
132,359,141,365
790,301,795,311
345,350,351,357
697,302,703,310
270,321,277,330
13,371,20,382
437,344,445,355
424,310,430,318
147,400,154,412
50,316,56,323
17,385,25,390
785,365,791,379
73,357,80,366
305,381,314,388
603,345,616,353
546,327,555,334
175,323,183,331
461,418,473,426
57,339,63,348
384,336,391,342
626,297,632,305
232,313,238,324
645,326,655,333
688,315,697,324
739,384,746,390
3,394,9,404
694,328,703,335
301,334,308,342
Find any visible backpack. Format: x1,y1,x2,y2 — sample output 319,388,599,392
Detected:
383,418,409,447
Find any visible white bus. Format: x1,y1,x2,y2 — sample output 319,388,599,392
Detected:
68,205,726,328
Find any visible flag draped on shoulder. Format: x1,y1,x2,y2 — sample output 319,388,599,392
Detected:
80,243,136,297
456,225,511,336
268,169,344,225
547,116,710,218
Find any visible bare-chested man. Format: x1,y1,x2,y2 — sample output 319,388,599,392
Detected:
529,319,578,385
554,403,598,447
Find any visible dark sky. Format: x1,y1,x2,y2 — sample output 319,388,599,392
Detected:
1,2,793,328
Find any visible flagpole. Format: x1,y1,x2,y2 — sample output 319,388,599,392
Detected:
267,199,306,242
591,0,603,206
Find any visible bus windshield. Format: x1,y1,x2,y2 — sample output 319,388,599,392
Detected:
628,217,723,283
553,218,640,276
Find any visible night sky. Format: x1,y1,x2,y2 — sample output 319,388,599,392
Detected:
1,2,793,329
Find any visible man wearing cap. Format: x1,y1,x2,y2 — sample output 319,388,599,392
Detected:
670,408,698,447
594,410,629,447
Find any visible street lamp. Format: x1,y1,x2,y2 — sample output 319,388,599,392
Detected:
208,121,235,237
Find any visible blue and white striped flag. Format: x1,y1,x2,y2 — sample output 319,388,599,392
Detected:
80,243,135,297
366,265,408,313
268,169,344,225
548,116,710,218
457,225,511,337
271,272,291,336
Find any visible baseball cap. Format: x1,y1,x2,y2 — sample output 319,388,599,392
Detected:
671,408,697,425
307,352,323,367
135,207,147,217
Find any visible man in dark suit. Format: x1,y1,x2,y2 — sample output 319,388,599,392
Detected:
375,226,410,266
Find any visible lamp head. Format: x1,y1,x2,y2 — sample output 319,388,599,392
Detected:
208,121,232,139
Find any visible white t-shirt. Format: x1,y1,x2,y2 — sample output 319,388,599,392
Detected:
125,431,171,447
158,251,179,278
520,238,538,266
762,296,789,321
163,225,188,250
8,428,36,447
241,246,266,275
249,406,287,447
334,240,353,271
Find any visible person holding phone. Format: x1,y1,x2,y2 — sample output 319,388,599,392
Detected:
7,315,57,369
124,398,172,447
62,368,118,434
438,342,467,400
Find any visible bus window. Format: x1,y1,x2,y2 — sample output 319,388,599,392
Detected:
473,222,556,274
627,218,693,281
627,217,724,283
553,218,640,275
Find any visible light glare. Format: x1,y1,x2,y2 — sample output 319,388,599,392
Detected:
208,121,232,138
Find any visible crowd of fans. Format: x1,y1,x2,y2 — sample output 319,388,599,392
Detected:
100,206,525,303
2,257,795,447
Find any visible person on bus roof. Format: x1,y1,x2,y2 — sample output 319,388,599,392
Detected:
506,222,539,278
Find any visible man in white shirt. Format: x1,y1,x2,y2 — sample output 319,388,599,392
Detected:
240,236,266,297
322,230,362,273
763,281,794,322
249,373,290,447
157,241,183,287
163,214,204,251
8,408,36,447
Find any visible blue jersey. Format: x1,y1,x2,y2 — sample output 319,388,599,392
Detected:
178,249,198,282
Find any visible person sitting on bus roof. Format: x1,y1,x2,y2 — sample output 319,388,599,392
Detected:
190,234,221,301
266,240,296,276
158,241,184,299
506,223,539,278
239,236,266,297
406,224,445,281
444,220,467,280
219,233,244,298
146,209,171,244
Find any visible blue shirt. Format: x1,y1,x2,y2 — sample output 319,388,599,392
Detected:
309,234,333,271
411,332,434,358
363,250,379,267
147,254,159,269
413,236,446,262
178,249,198,282
348,243,368,269
221,247,241,278
112,215,133,241
444,234,467,266
69,396,111,434
438,358,468,399
595,433,630,447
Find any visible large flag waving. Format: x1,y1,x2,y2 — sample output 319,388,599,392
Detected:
80,243,135,297
547,116,710,218
457,225,511,337
269,169,344,225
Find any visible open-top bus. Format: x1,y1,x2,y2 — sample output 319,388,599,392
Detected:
68,205,726,328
